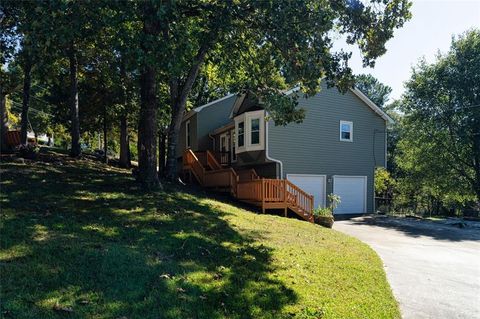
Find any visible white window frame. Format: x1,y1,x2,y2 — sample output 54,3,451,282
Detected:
250,117,261,145
339,120,353,142
185,120,191,148
234,110,265,153
237,120,245,148
230,129,237,162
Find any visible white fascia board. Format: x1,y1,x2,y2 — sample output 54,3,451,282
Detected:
350,88,394,124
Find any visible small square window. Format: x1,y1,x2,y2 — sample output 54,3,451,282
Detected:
340,121,353,142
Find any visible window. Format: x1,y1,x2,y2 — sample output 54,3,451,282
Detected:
186,120,191,148
231,131,237,162
238,121,245,147
234,110,265,153
340,120,353,142
250,118,260,144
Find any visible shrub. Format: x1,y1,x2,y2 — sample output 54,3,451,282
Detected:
16,144,39,160
313,194,341,217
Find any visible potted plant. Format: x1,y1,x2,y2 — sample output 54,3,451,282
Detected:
313,194,341,228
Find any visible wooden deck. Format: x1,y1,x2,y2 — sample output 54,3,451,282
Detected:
183,149,314,222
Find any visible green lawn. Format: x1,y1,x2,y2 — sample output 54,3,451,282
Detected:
0,150,400,319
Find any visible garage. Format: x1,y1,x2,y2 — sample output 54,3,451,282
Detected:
333,176,367,214
287,174,326,209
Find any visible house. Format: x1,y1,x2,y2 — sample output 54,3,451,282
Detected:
178,82,391,220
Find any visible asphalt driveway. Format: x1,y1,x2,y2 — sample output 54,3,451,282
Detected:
334,216,480,319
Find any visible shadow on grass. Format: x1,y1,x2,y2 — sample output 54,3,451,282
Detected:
347,216,480,242
0,156,297,319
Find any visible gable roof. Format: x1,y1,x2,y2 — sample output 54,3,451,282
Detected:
183,86,393,124
182,93,236,122
349,88,393,123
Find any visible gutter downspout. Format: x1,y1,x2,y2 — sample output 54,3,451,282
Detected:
265,117,284,179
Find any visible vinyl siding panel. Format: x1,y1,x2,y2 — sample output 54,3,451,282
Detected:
196,95,237,151
268,85,387,213
177,113,198,158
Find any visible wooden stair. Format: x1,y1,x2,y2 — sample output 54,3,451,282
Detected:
183,149,314,222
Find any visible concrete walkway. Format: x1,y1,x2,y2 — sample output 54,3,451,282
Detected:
334,216,480,319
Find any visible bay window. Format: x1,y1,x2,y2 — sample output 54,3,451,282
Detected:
234,110,265,153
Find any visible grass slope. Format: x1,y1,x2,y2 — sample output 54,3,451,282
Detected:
0,151,399,319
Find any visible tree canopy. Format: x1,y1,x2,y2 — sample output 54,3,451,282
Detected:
396,29,480,211
1,0,412,189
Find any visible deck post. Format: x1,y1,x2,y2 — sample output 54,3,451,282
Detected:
283,180,287,216
261,179,265,214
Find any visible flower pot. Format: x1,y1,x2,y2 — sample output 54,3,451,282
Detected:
314,216,334,228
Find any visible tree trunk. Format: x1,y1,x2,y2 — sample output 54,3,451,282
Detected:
138,66,160,188
137,2,161,189
119,56,131,168
68,44,81,157
119,115,131,168
103,104,108,164
165,101,182,180
20,58,31,145
0,92,9,154
165,44,210,180
158,130,166,177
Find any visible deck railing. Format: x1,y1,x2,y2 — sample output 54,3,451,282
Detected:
237,179,263,201
183,150,314,221
286,181,314,216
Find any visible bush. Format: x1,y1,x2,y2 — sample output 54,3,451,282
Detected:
16,144,40,160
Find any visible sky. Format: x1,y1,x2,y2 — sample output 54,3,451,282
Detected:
338,0,480,101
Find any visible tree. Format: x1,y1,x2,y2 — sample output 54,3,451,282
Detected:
397,29,480,211
161,0,412,180
355,74,392,108
29,1,111,157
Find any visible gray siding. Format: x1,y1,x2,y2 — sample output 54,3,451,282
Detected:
177,113,198,158
196,95,237,151
268,85,387,213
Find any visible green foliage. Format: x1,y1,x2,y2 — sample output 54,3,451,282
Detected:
16,143,39,159
355,74,392,107
394,29,480,213
313,194,341,217
375,167,396,197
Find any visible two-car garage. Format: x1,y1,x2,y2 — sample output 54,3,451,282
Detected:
287,174,367,215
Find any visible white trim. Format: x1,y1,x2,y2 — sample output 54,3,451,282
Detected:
283,86,301,96
230,129,237,163
332,175,368,214
385,129,388,169
185,120,191,148
350,88,394,123
234,110,265,154
339,120,353,142
229,93,247,119
195,93,236,112
183,93,236,123
265,119,283,179
286,174,327,208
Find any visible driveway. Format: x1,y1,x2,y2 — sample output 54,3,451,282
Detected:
334,216,480,319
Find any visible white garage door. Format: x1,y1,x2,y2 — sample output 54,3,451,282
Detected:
333,176,367,214
287,174,326,209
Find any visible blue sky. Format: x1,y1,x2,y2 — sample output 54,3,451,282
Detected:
339,0,480,101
